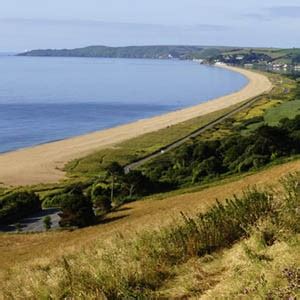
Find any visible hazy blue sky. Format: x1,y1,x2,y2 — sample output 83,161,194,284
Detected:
1,0,300,51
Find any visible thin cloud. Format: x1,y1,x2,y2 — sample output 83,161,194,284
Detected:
188,24,229,31
242,13,271,22
0,18,168,29
242,6,300,21
268,6,300,18
0,18,228,32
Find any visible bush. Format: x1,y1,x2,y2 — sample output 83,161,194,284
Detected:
43,182,93,208
59,188,95,228
91,184,112,213
0,191,41,225
278,175,300,233
43,216,52,231
43,193,66,208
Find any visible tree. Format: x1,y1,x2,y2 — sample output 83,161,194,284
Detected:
192,156,223,183
59,188,95,228
0,191,41,225
105,162,124,203
14,223,22,232
91,184,112,213
122,170,150,197
43,216,52,231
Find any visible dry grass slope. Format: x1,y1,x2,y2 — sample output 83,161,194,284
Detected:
1,158,300,299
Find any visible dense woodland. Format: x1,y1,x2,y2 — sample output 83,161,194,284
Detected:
144,117,300,186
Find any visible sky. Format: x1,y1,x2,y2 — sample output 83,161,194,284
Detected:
1,0,300,52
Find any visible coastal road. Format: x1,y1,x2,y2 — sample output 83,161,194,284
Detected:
124,88,271,173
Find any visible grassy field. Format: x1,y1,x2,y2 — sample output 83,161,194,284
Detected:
221,47,300,64
195,74,296,141
1,159,300,298
265,100,300,125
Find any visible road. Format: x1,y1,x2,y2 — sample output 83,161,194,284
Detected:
0,208,61,233
124,92,268,173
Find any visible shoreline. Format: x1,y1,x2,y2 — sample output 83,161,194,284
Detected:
0,66,272,186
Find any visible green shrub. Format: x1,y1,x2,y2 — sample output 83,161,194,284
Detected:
91,184,111,213
278,175,300,233
59,188,95,228
43,216,52,231
0,191,41,225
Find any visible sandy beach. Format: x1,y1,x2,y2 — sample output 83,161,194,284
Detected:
0,66,272,186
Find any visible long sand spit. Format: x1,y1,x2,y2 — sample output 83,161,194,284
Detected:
0,66,272,186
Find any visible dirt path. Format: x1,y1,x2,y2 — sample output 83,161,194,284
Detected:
0,66,272,186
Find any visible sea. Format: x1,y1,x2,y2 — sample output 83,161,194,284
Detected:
0,56,248,153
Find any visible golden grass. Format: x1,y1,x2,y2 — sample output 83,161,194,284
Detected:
156,232,300,299
1,158,300,290
200,235,300,299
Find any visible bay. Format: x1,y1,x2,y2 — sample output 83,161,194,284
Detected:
0,57,247,153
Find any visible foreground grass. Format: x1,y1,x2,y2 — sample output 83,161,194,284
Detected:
159,229,300,299
160,178,300,299
1,158,300,274
2,187,273,299
2,172,300,299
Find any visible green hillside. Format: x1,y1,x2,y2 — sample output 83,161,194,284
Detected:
18,45,207,59
18,45,300,65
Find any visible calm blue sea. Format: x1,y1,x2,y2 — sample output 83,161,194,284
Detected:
0,57,248,153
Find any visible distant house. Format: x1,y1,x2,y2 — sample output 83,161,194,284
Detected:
192,59,204,64
272,63,283,70
244,64,253,68
236,55,244,60
215,62,226,66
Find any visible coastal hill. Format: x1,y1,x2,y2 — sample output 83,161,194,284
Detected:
19,45,300,68
18,45,252,60
18,45,212,59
